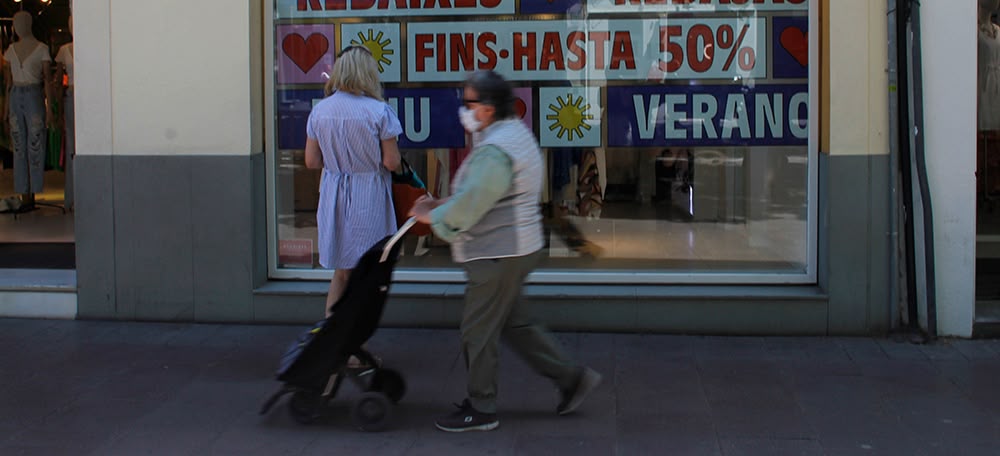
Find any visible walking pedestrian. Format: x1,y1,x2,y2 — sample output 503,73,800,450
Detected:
409,70,602,432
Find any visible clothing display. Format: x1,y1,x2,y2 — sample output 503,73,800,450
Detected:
979,21,1000,131
4,41,50,85
577,150,603,218
8,85,47,194
4,13,52,197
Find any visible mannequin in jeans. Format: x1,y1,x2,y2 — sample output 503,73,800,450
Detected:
2,11,51,209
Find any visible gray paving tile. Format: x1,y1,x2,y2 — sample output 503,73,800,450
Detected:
950,339,1000,360
302,430,416,456
720,437,825,456
1,320,998,456
834,337,889,360
876,338,930,360
918,341,970,361
616,431,723,456
512,435,615,456
822,439,931,456
401,428,517,456
692,336,767,360
804,406,920,444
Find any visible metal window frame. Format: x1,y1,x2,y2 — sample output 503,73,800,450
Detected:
264,1,819,285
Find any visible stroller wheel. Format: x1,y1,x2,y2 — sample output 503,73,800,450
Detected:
351,392,393,432
370,368,406,403
288,390,322,425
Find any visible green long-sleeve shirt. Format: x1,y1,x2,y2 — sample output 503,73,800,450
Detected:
429,145,513,243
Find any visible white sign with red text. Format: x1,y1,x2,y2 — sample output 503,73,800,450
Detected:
275,0,514,19
586,0,807,14
407,18,766,82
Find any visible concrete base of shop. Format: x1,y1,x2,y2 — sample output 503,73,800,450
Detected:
0,269,77,319
253,282,831,335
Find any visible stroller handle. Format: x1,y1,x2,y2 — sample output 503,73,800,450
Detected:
380,216,420,263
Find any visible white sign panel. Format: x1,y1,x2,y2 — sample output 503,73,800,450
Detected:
342,23,402,82
407,18,766,82
586,0,807,14
275,0,514,19
539,87,602,148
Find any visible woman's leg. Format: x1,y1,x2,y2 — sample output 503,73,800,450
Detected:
325,268,351,318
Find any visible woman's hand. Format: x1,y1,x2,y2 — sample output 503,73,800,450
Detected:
408,195,439,224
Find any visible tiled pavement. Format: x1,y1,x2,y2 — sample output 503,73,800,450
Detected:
0,318,998,455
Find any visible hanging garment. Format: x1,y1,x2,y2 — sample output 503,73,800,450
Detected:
577,150,603,218
8,85,47,194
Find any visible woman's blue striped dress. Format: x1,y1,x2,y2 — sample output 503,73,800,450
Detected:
307,91,403,269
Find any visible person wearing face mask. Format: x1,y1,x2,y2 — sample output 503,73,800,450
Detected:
409,70,601,433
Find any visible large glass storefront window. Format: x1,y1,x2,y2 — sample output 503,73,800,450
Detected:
266,0,815,283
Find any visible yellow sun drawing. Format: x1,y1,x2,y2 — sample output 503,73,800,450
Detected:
351,30,394,73
546,93,594,141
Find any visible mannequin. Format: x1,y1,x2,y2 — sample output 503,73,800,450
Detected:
55,16,74,211
3,11,51,210
980,0,1000,194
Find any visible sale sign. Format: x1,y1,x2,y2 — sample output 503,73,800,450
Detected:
407,18,766,82
277,24,336,85
539,87,602,148
385,88,466,149
342,23,402,82
772,16,808,79
587,0,807,14
277,88,469,150
606,84,808,147
275,0,514,18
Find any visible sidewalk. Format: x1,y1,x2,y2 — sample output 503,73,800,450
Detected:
1,318,998,456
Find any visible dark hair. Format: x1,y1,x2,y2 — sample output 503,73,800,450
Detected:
465,70,516,120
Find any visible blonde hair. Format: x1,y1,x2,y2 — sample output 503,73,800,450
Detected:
324,46,383,101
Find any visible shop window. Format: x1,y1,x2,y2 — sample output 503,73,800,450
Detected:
0,0,75,270
267,0,815,282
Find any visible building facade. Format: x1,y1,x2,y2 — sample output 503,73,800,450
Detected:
0,0,981,337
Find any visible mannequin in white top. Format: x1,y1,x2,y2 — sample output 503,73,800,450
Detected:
980,0,1000,194
2,11,51,208
55,16,75,211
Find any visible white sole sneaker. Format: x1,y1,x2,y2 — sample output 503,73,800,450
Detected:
434,420,500,432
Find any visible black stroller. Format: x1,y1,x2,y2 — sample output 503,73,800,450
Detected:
259,218,418,431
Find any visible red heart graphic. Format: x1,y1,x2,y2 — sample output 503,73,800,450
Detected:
282,33,329,74
780,27,808,67
515,98,527,118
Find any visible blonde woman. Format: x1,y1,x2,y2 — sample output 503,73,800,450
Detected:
304,46,403,319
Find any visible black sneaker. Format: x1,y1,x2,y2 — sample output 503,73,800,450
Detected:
434,399,499,432
557,367,602,415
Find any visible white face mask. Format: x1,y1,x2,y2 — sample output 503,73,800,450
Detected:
458,106,482,132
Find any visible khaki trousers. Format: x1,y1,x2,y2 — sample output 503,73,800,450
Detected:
460,250,579,414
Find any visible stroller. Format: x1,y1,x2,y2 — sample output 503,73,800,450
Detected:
259,217,419,431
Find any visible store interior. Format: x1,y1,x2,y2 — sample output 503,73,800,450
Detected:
0,0,74,269
278,146,811,273
978,1,1000,329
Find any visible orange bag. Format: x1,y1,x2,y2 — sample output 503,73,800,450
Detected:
392,184,432,236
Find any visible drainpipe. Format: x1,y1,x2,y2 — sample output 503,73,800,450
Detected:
907,1,938,340
894,0,920,334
